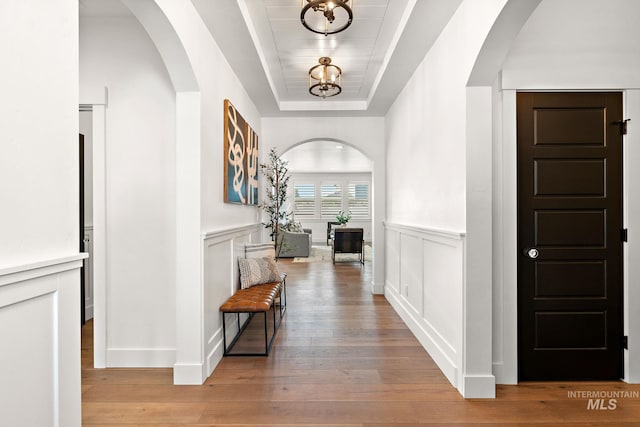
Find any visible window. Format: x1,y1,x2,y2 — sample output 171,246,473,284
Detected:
291,175,371,220
321,183,342,218
348,182,370,219
293,183,315,217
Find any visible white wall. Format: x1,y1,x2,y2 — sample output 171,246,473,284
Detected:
501,0,640,90
136,0,264,383
283,141,372,173
152,3,262,231
494,0,640,384
0,0,81,425
384,0,510,397
80,16,177,366
1,1,79,268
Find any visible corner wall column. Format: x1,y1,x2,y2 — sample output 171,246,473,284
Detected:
173,92,204,384
464,86,496,397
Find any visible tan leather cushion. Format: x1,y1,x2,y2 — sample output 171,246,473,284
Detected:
220,281,282,313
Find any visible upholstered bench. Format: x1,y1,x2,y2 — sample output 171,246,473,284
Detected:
220,273,286,356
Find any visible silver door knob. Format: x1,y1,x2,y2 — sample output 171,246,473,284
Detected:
526,248,539,259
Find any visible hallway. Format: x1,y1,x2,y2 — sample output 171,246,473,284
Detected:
81,259,640,425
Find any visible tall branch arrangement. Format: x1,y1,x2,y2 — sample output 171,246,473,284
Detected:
259,148,292,255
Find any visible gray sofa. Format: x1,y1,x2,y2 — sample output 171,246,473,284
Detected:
277,229,312,257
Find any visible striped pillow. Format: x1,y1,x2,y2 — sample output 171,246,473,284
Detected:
244,242,276,259
238,256,281,289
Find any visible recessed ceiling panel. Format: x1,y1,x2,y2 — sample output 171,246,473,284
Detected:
83,0,463,116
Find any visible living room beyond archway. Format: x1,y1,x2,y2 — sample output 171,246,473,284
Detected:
280,140,373,264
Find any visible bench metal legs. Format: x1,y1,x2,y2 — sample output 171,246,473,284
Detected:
221,283,286,357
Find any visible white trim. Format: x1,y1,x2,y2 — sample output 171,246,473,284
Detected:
173,363,206,385
384,222,465,240
624,90,640,382
0,254,86,286
462,375,497,399
89,101,107,369
202,223,261,240
497,89,518,384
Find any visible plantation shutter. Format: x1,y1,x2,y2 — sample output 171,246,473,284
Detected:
348,182,369,219
293,183,315,217
321,183,342,218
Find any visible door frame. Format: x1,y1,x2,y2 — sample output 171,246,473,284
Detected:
80,98,107,368
497,88,635,384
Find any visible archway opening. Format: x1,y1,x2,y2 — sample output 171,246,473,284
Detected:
280,139,376,271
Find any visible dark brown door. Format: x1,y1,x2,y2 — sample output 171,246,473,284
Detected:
517,92,623,380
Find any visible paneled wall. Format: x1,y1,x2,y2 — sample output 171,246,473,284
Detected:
201,223,262,377
384,223,465,393
0,256,85,426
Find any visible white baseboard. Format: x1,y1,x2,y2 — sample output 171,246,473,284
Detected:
205,327,225,378
173,363,206,385
371,280,384,295
106,348,175,368
462,374,496,398
492,361,517,385
84,304,93,321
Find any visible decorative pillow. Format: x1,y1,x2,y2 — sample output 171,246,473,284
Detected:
244,242,276,259
238,256,280,289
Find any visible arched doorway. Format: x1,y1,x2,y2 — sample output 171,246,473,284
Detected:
281,140,374,264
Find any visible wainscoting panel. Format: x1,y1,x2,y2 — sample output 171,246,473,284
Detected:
400,233,423,316
0,255,85,427
385,228,400,294
202,223,262,378
384,223,465,393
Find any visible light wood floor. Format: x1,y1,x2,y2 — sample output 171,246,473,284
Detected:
82,256,640,425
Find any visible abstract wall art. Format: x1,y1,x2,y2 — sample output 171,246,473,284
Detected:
223,99,259,205
246,125,259,205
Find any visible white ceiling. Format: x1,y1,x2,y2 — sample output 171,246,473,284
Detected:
81,0,462,115
246,0,409,108
194,0,462,116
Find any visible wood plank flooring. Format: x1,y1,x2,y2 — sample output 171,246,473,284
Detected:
82,256,640,425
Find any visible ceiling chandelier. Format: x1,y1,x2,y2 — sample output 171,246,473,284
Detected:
308,57,342,98
300,0,353,36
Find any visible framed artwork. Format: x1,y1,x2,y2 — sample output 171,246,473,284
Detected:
246,125,259,205
223,99,259,205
